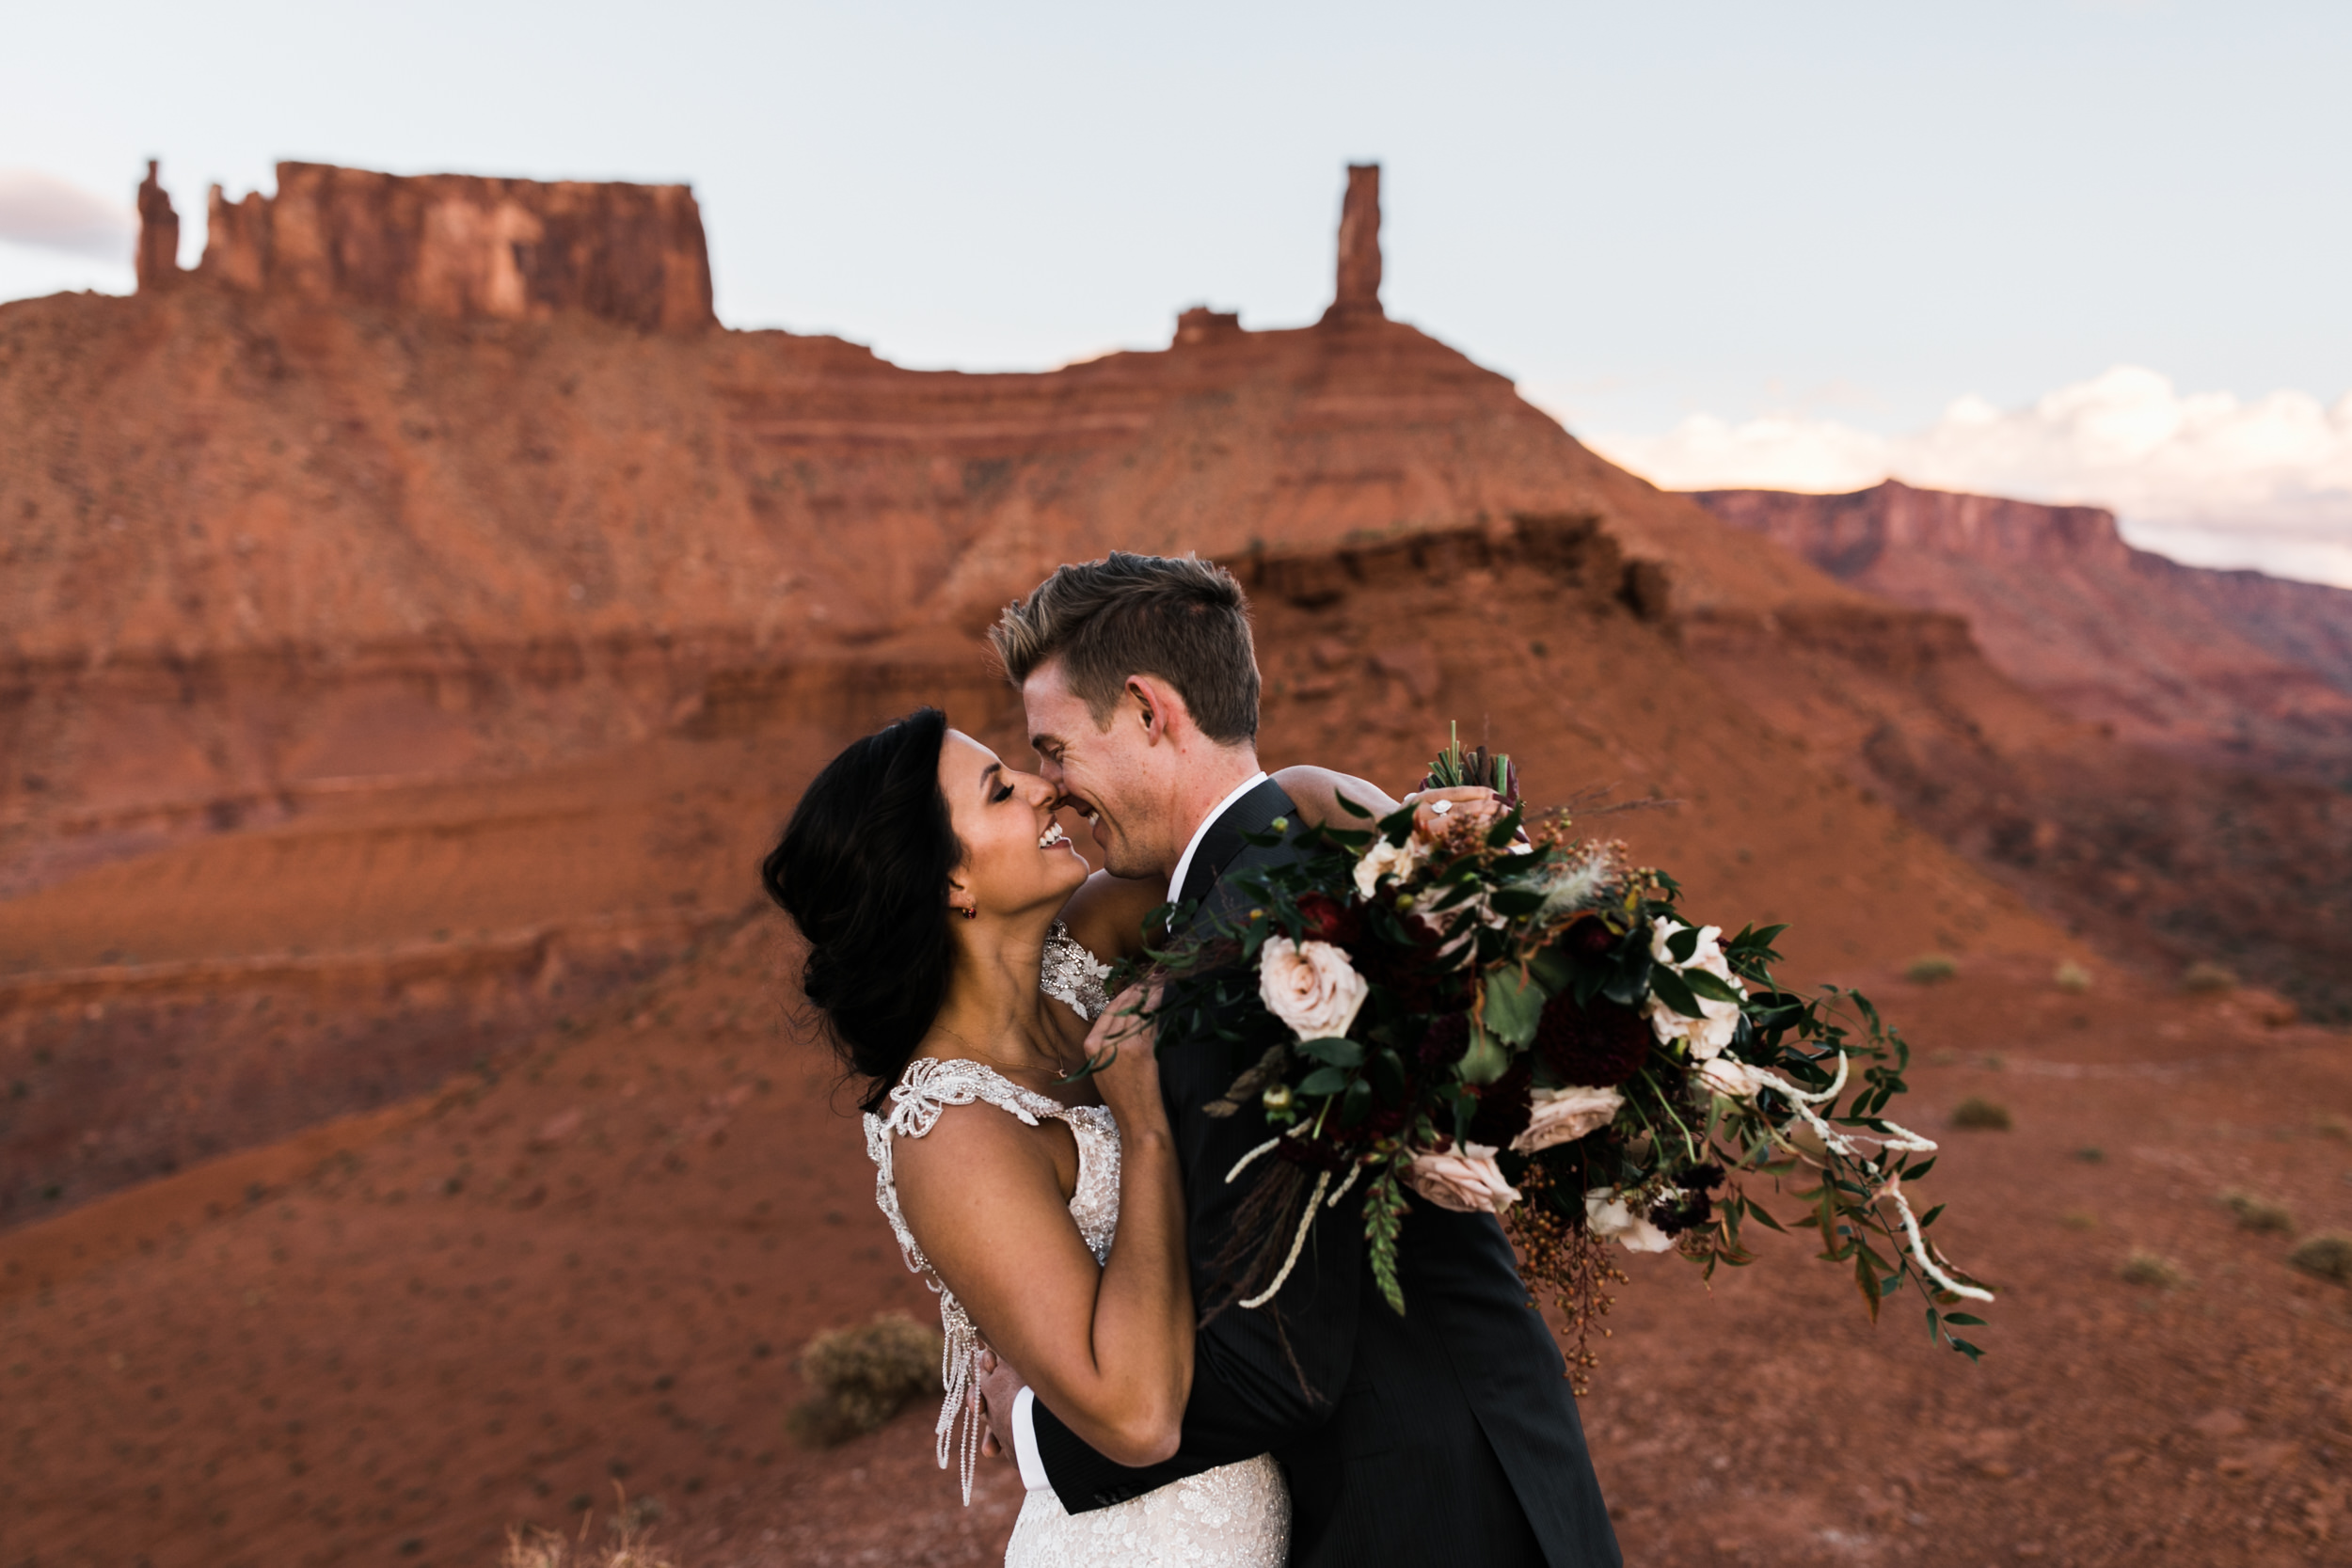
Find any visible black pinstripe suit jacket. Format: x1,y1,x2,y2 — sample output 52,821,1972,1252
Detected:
1032,779,1621,1567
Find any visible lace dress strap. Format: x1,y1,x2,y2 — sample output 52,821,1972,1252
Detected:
1041,919,1114,1022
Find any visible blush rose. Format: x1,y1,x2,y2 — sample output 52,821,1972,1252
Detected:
1509,1085,1626,1153
1404,1143,1521,1216
1257,935,1370,1042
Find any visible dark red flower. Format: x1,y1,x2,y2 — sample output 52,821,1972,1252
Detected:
1561,915,1619,958
1534,991,1651,1087
1364,916,1466,1014
1649,1183,1715,1237
1465,1060,1534,1148
1417,1013,1470,1069
1295,892,1361,947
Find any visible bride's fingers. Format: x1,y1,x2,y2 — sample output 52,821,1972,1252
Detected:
1085,985,1153,1055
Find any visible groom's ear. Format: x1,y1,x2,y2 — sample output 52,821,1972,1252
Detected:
1125,675,1180,746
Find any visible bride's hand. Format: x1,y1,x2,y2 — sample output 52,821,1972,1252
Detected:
1402,784,1527,845
1083,981,1162,1113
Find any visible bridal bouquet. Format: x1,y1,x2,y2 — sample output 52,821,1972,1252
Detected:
1145,733,1993,1386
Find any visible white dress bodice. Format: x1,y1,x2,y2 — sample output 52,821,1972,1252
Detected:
860,921,1289,1567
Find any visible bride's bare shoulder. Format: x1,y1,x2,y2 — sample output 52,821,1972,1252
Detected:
1273,765,1397,825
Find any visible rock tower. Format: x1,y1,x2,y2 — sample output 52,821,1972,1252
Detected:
1328,162,1383,320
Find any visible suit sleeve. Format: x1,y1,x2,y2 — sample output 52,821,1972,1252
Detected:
1033,1096,1366,1512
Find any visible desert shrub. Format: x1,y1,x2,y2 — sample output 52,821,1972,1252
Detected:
2219,1189,2296,1235
1905,954,1959,984
2061,1211,2099,1231
2120,1251,2189,1290
788,1312,943,1448
2074,1147,2106,1164
2181,961,2237,994
2289,1234,2352,1284
1951,1097,2012,1132
2317,1115,2351,1143
2054,960,2092,993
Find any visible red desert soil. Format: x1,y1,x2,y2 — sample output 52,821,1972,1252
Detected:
8,922,2352,1568
7,532,2345,1566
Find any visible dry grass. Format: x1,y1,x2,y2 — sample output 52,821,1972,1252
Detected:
2120,1251,2190,1290
501,1491,675,1568
2289,1234,2352,1284
787,1312,944,1448
1951,1096,2012,1132
2054,960,2093,993
2218,1189,2296,1235
1905,954,1960,985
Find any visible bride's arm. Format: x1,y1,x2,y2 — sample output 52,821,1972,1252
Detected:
1272,763,1397,825
891,991,1188,1466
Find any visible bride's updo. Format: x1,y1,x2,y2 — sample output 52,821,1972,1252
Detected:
761,707,961,1112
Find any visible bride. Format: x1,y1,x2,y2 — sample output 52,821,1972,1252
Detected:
760,706,1393,1567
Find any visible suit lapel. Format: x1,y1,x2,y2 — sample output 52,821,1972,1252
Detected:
1177,778,1297,915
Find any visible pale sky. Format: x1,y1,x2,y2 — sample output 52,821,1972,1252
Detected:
5,1,2348,583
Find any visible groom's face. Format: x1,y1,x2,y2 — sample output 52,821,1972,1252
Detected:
1022,658,1171,880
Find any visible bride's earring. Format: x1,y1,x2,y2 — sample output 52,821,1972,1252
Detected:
960,906,976,921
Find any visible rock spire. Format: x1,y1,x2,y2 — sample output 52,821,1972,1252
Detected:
1329,163,1383,320
134,161,180,292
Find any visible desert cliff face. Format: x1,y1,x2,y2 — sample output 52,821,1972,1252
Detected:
1689,480,2352,783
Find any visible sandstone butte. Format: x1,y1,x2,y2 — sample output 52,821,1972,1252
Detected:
4,159,2352,1568
1690,480,2352,784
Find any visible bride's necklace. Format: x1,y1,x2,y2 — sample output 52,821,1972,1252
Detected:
929,1021,1080,1085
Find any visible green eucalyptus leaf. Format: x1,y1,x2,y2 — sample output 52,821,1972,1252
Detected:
1680,968,1744,1005
1648,966,1705,1021
1482,969,1549,1047
1298,1037,1365,1069
1456,1022,1512,1085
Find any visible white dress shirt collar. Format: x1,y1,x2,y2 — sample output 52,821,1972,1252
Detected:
1167,770,1272,905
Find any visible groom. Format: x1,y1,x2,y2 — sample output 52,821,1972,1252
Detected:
980,551,1620,1566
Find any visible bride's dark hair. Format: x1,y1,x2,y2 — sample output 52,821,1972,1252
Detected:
760,707,961,1113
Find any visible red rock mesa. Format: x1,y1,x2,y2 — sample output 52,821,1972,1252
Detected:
148,160,715,331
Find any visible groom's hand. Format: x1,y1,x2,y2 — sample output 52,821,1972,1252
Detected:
976,1345,1026,1461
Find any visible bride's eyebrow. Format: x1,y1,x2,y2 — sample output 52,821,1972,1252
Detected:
979,762,1004,797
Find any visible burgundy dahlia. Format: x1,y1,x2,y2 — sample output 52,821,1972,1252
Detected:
1464,1060,1534,1148
1417,1013,1470,1069
1534,991,1651,1087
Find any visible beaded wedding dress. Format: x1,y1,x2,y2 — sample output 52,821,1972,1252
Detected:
863,922,1291,1568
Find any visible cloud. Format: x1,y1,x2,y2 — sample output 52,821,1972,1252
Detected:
1557,367,2352,589
0,168,135,259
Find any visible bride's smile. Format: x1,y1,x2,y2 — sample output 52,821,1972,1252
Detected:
937,731,1089,925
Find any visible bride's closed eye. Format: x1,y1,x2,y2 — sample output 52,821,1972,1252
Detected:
991,781,1015,804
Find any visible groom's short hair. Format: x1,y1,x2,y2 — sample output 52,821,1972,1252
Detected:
990,552,1260,743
